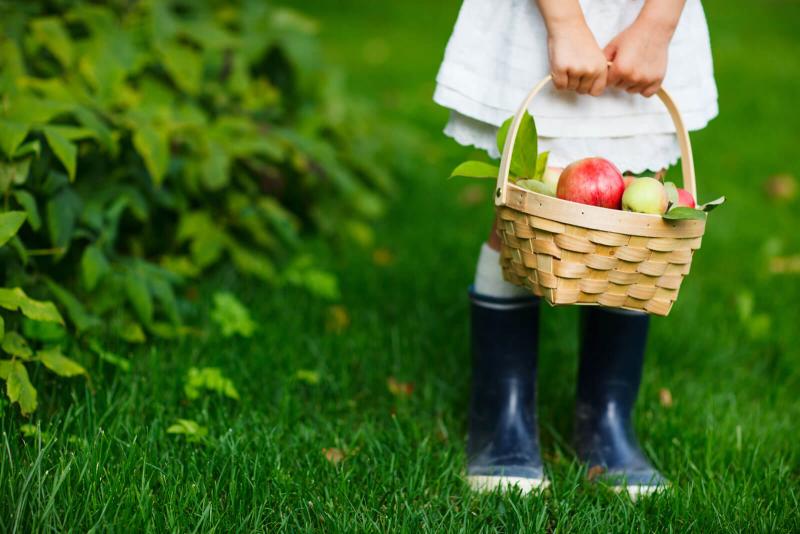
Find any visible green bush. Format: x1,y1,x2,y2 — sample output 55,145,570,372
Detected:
0,1,394,414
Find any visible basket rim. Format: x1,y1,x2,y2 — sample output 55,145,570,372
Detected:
503,183,706,238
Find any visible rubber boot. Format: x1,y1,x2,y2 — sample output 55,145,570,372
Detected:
466,288,547,492
574,306,668,498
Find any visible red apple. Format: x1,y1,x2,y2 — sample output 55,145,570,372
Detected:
557,158,625,209
676,188,696,208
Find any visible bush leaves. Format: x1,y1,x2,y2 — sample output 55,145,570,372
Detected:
43,127,78,181
38,346,86,377
0,287,64,324
0,211,27,247
210,292,255,338
6,361,37,415
0,3,395,415
184,367,240,400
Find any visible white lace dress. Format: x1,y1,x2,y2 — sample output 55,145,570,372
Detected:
434,0,718,173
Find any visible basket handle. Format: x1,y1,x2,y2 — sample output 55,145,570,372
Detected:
495,75,697,206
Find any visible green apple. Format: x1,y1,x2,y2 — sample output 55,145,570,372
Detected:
542,167,563,190
518,179,556,197
621,177,668,214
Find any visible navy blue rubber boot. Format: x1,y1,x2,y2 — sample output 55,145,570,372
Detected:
574,307,668,497
466,288,547,492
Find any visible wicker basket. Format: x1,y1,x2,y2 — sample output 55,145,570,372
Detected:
495,76,706,316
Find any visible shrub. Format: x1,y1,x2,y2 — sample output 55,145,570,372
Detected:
0,1,394,414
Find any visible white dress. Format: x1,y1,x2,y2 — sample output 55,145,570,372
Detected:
434,0,718,173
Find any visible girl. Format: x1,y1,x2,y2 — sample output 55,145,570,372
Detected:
435,0,717,495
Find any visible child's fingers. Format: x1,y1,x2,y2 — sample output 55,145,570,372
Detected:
589,71,607,96
626,82,646,94
606,64,622,87
641,82,662,97
566,71,581,91
576,74,595,94
551,68,568,90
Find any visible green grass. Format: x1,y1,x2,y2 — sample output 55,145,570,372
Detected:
3,0,800,531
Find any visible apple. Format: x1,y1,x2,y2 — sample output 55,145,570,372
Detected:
556,158,625,209
518,179,556,197
621,177,669,214
676,188,696,208
542,167,563,190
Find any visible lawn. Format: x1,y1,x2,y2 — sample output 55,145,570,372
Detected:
2,0,800,531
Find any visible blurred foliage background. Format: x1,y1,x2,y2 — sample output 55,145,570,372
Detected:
0,1,406,413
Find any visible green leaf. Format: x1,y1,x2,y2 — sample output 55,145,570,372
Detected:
6,360,37,415
496,112,538,178
160,42,203,95
81,245,110,291
699,196,726,212
111,314,147,344
44,279,101,332
227,241,276,281
0,315,4,343
125,271,154,326
166,419,208,442
22,318,66,342
30,17,74,67
0,211,27,247
2,332,33,359
14,140,41,159
534,151,549,181
283,257,340,300
0,120,29,159
132,124,169,185
0,287,64,324
38,346,86,377
19,423,51,442
46,187,81,252
295,369,320,385
0,158,32,192
662,207,707,221
88,340,130,372
74,107,115,153
12,191,41,230
43,127,78,181
0,359,10,380
41,125,96,142
184,367,240,400
449,161,500,180
210,292,255,338
200,143,229,190
148,276,180,325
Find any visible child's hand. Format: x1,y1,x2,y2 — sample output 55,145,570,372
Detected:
603,19,672,97
547,23,609,96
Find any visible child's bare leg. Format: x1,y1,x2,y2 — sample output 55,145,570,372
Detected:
473,218,526,298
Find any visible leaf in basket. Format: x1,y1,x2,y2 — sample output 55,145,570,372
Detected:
664,181,679,208
517,179,556,197
699,196,726,212
496,112,538,179
662,207,707,221
449,161,500,180
534,151,549,181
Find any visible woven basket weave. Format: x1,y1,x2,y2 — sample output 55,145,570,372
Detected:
494,76,706,316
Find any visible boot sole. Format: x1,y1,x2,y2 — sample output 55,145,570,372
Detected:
467,475,550,494
611,483,669,500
